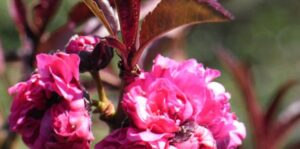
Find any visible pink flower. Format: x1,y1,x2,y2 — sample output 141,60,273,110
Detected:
66,35,101,53
51,102,94,141
36,52,82,101
122,55,246,148
171,122,216,149
8,74,49,146
9,52,93,149
123,78,193,133
95,127,173,149
95,123,216,149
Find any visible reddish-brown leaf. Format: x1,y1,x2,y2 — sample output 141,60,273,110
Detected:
33,0,62,34
134,0,233,65
141,27,189,69
140,0,161,19
265,80,298,125
105,36,126,53
37,2,96,53
96,0,118,34
271,100,300,143
115,0,141,50
36,23,75,53
68,2,93,25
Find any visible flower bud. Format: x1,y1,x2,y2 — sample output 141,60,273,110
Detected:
66,35,114,72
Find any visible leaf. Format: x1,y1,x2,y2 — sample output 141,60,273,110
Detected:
96,0,118,34
140,0,161,19
134,0,234,65
83,0,115,35
271,100,300,142
33,0,62,34
265,80,298,125
141,26,189,69
37,2,95,53
105,36,126,53
68,2,93,25
115,0,141,50
36,23,75,53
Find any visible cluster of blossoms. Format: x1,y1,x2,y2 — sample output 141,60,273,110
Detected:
9,52,94,148
9,35,245,149
96,55,246,149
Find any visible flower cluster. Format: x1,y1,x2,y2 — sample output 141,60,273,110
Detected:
96,55,246,149
9,52,93,149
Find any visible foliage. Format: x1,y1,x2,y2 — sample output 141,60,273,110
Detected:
0,0,300,149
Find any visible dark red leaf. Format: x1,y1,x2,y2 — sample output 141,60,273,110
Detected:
134,0,233,66
37,2,96,53
68,2,93,25
141,27,189,69
140,0,161,19
115,0,141,50
271,100,300,143
33,0,62,34
265,80,298,125
105,36,126,53
104,36,127,64
36,23,75,53
96,0,118,34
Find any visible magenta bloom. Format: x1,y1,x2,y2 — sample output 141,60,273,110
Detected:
66,35,101,53
9,52,93,149
36,53,82,101
120,55,246,148
95,127,173,149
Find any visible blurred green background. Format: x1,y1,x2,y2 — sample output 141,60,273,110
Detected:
1,0,300,148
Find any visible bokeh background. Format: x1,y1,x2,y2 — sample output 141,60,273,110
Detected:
0,0,300,148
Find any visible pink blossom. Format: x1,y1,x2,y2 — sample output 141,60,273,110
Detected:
51,102,94,141
122,55,246,148
123,78,193,133
66,35,100,53
171,122,216,149
8,74,49,146
9,52,93,149
95,127,173,149
36,52,82,101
